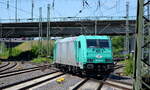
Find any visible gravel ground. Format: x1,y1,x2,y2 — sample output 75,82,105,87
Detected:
33,74,83,90
0,68,55,88
11,62,37,70
20,62,37,69
101,85,119,90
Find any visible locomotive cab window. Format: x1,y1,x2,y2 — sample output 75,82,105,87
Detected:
87,39,109,48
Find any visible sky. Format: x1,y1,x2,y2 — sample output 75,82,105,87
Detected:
0,0,137,20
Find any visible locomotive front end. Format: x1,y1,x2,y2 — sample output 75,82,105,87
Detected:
85,37,114,73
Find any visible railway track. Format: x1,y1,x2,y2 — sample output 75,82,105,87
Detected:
0,69,133,90
71,78,103,90
70,76,132,90
0,62,132,90
70,74,109,90
69,68,132,90
0,71,64,90
114,64,124,69
104,79,132,90
0,62,18,73
0,64,54,78
70,78,89,90
0,62,10,69
0,67,40,78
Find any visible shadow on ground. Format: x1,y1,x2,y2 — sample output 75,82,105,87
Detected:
109,74,130,80
0,51,37,61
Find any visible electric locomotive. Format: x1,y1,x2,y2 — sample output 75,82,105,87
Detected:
53,35,114,74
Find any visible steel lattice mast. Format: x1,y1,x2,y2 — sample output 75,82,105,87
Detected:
134,0,150,89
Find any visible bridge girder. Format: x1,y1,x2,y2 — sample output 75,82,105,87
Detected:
0,20,135,37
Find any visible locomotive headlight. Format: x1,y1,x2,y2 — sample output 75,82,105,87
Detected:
96,55,102,58
87,64,94,69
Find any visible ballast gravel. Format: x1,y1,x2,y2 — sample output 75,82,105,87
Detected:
0,69,55,88
33,74,83,90
0,62,37,73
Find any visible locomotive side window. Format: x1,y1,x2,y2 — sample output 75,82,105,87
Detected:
87,39,109,48
78,42,81,48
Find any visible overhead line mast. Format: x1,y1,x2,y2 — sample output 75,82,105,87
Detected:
39,7,43,56
47,4,51,56
134,0,150,90
15,0,17,22
31,0,34,21
125,1,129,55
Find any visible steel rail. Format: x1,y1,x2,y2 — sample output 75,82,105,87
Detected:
71,78,89,90
19,73,64,90
0,71,60,89
0,65,53,78
0,62,17,73
0,62,10,69
0,68,39,78
104,79,133,90
0,66,39,75
97,74,110,90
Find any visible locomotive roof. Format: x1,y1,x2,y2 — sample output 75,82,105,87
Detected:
56,35,109,43
56,37,77,43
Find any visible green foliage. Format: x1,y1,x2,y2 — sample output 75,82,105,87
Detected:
31,45,40,57
0,60,2,64
0,51,9,59
0,43,9,59
31,44,48,57
31,41,54,57
31,57,52,64
0,43,8,52
0,40,54,60
122,58,133,76
112,36,124,57
0,43,23,59
10,48,22,57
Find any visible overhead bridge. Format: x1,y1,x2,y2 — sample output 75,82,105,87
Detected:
0,16,136,37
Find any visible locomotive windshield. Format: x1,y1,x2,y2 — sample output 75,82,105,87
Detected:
87,39,109,48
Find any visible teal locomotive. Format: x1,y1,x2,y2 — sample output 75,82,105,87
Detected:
53,35,114,74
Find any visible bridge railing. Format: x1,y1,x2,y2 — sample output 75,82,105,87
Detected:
0,16,136,23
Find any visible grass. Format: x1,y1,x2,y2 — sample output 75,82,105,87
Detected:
15,41,33,52
0,60,2,64
30,40,54,64
0,40,54,60
15,40,54,52
0,43,9,59
0,48,22,59
0,51,9,59
31,40,54,57
31,57,52,64
120,58,133,76
11,48,22,57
